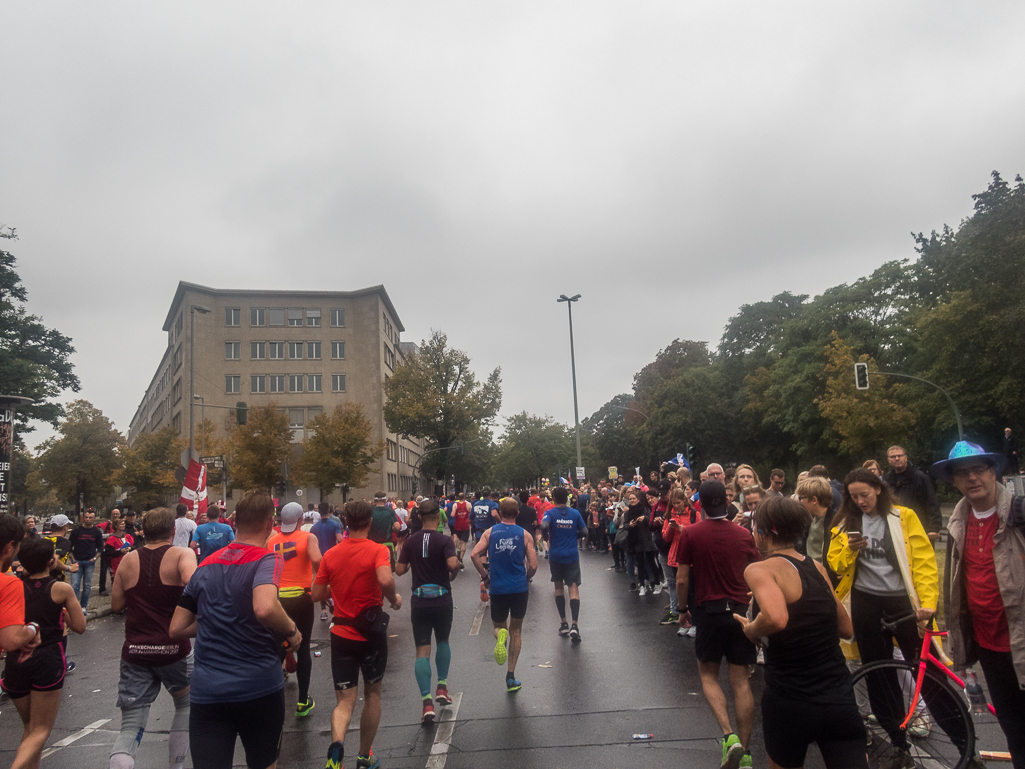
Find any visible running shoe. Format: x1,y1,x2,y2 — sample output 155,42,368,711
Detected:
435,686,452,706
907,714,931,738
320,611,329,621
687,625,697,637
326,740,343,769
658,612,679,625
558,621,570,637
569,624,581,643
677,627,688,637
505,674,521,692
653,583,663,595
739,752,752,769
494,628,509,665
720,733,744,769
422,699,436,724
355,751,380,769
756,648,765,665
638,585,647,597
629,582,637,592
295,698,315,717
66,661,77,674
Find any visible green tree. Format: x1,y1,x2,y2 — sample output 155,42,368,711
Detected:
0,230,80,438
117,426,187,508
36,400,124,514
582,394,644,477
227,404,291,490
493,412,573,489
292,404,386,498
384,331,502,485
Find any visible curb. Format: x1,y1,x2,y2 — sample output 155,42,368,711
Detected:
87,607,114,622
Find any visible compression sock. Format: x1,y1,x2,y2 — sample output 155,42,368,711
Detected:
570,598,580,623
435,642,451,684
554,594,566,621
110,704,150,768
169,690,190,769
415,656,433,699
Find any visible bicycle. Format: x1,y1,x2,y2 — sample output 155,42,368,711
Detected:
850,613,993,769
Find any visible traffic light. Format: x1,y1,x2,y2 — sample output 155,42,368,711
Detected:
236,401,247,425
854,363,870,391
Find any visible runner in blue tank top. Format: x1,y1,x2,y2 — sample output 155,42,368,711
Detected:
471,498,537,692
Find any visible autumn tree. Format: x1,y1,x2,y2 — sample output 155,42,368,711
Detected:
227,404,291,490
117,426,187,508
36,400,124,514
493,413,574,489
291,404,385,498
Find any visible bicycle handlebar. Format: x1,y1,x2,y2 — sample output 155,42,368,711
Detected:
880,613,920,634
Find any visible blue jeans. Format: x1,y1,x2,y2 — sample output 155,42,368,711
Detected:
70,559,96,608
626,551,657,586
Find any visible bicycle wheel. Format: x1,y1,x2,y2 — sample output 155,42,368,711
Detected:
851,660,975,769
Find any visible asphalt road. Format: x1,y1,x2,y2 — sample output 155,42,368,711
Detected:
1,546,1011,768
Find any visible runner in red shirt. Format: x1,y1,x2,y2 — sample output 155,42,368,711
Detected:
450,493,472,565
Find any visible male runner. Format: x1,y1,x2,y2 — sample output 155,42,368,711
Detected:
310,502,343,621
449,492,472,565
395,499,459,723
109,507,197,769
313,499,401,769
471,490,499,541
171,490,300,769
190,505,234,563
471,498,537,692
541,487,587,641
369,492,401,569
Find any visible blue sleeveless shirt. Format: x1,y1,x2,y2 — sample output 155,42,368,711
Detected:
488,522,528,595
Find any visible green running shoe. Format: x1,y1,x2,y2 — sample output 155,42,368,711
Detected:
296,698,315,717
494,628,509,665
356,751,380,769
739,751,752,769
720,733,743,769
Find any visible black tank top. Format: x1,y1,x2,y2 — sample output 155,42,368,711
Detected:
123,545,190,665
759,554,855,704
24,577,65,647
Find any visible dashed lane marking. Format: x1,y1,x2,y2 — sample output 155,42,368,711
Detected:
41,718,111,758
469,602,487,636
425,691,462,769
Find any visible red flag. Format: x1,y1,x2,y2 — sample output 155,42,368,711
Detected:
179,459,208,514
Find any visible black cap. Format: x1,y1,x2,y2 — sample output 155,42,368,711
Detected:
698,480,729,518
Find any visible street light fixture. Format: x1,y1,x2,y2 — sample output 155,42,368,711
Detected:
557,293,583,476
188,304,212,467
611,404,649,422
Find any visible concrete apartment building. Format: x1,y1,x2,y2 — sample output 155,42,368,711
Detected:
127,281,427,507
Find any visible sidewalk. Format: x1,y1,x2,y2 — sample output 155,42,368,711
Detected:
80,562,114,621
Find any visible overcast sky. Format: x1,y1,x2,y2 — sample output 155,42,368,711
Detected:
3,2,1024,451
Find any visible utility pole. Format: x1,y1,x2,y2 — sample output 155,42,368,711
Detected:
558,294,583,474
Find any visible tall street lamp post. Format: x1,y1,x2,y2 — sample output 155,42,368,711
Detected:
188,304,212,466
557,294,583,476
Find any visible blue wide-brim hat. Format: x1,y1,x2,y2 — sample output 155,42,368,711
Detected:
930,441,1007,483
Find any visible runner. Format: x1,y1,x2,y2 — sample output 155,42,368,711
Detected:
310,502,343,622
395,499,459,724
109,507,197,769
170,490,299,769
267,502,322,718
733,496,867,769
471,498,537,692
190,505,235,564
471,489,499,542
312,499,401,769
449,492,472,566
368,492,401,570
676,480,760,769
541,487,587,642
515,491,541,547
2,536,87,769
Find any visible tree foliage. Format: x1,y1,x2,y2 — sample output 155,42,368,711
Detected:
227,404,291,490
117,426,186,508
292,404,385,497
493,412,574,489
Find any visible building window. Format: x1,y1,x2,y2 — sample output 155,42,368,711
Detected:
174,344,183,371
172,411,182,432
172,378,182,404
307,374,322,392
225,341,241,360
289,408,304,442
268,308,285,326
226,375,241,394
332,374,346,392
384,345,395,370
269,341,285,359
251,375,266,393
331,308,345,327
251,308,265,326
306,308,321,327
289,374,303,393
289,341,304,359
288,308,303,327
269,375,285,393
251,341,266,360
226,307,240,326
307,341,321,359
387,440,397,461
331,341,345,360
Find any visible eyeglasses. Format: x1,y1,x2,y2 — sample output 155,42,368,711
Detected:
951,464,991,479
887,454,906,460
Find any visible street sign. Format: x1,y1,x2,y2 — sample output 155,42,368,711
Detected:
575,466,585,480
200,455,224,468
295,489,303,497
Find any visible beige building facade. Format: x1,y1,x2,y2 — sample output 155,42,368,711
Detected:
128,281,427,507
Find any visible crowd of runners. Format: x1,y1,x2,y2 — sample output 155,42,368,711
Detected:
1,436,1023,769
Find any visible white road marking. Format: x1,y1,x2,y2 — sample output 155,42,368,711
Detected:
41,718,111,758
425,691,462,769
469,602,487,636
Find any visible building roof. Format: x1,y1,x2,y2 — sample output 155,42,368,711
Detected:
162,281,405,333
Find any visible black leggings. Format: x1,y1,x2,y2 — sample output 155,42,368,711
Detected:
191,689,284,769
977,646,1025,768
279,593,314,703
850,589,968,751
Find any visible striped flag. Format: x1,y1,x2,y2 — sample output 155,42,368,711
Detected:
179,459,208,514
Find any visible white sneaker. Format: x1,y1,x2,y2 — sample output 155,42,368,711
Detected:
638,585,647,597
687,625,696,637
653,583,663,595
756,648,765,665
677,627,688,637
907,715,931,739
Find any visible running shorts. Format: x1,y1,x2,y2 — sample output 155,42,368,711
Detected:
331,633,388,690
455,530,470,542
490,591,529,623
548,559,582,585
761,687,867,768
692,604,757,666
116,651,193,709
189,689,284,769
411,605,453,647
1,642,66,697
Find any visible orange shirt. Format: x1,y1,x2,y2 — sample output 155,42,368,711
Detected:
267,530,313,593
315,538,390,641
0,571,25,630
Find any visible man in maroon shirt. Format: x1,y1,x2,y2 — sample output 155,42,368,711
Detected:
676,480,760,769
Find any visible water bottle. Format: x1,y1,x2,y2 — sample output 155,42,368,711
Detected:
965,671,986,715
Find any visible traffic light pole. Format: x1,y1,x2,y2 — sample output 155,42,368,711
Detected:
866,370,965,442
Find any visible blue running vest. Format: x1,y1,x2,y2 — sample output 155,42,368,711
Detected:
488,522,528,595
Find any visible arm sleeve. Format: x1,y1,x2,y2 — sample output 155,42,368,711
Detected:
177,591,198,613
397,537,411,565
226,525,236,542
676,530,692,565
375,544,391,569
314,553,332,585
826,528,858,576
254,552,282,588
443,536,457,559
0,577,25,629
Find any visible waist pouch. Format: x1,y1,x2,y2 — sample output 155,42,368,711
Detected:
413,584,449,599
278,586,311,599
332,605,390,636
700,598,747,615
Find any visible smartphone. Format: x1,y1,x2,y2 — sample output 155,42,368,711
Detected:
847,531,862,540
